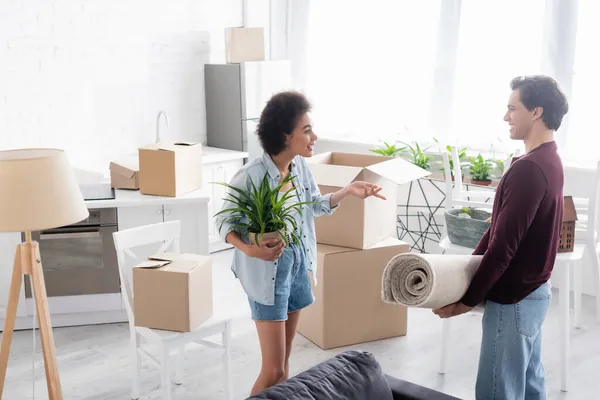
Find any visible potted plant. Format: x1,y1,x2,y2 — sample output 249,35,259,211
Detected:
398,141,432,171
369,141,406,157
213,174,317,248
468,154,494,186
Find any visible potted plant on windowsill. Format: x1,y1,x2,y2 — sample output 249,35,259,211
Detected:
369,141,406,157
398,141,432,171
468,154,494,186
213,174,317,248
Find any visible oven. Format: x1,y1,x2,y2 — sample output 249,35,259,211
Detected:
23,208,120,300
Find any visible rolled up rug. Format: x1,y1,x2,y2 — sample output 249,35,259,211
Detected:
381,253,482,309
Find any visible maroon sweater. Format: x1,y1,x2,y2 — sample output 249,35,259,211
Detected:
460,141,564,307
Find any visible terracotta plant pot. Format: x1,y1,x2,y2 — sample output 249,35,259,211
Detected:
471,179,492,186
451,174,464,182
248,231,283,248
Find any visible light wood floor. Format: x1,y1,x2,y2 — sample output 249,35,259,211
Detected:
3,249,600,399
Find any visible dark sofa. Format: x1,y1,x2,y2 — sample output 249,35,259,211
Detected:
248,350,461,400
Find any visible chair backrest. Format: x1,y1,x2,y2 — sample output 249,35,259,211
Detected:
112,220,181,325
441,151,494,210
583,160,600,242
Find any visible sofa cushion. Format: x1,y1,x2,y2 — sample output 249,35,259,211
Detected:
385,374,462,400
248,350,393,400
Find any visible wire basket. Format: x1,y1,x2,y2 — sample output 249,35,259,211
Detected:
444,208,492,249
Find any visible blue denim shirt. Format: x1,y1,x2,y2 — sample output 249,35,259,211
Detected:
215,152,338,306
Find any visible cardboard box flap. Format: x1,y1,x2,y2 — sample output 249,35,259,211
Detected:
173,141,200,147
109,160,139,178
365,157,430,185
317,243,358,256
308,152,333,164
147,252,210,273
309,164,363,187
135,259,172,269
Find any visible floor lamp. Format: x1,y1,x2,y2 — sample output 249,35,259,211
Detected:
0,149,89,400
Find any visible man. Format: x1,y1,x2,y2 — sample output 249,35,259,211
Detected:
433,75,569,400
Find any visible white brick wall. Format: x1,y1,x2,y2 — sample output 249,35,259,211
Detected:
0,0,243,170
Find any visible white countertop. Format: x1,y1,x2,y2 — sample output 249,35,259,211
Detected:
73,146,247,209
202,146,248,164
84,187,211,209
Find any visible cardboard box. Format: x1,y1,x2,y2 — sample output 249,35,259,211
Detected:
297,237,409,350
225,27,265,63
133,252,213,332
308,152,429,249
139,142,203,197
109,157,140,190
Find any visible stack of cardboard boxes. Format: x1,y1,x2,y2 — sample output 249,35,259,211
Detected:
298,152,429,349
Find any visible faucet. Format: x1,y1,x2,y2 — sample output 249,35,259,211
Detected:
156,111,169,143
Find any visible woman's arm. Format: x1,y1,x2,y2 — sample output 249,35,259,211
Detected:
226,231,284,261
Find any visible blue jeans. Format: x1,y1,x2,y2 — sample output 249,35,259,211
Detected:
476,282,551,400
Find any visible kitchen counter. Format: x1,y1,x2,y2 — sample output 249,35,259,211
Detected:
202,146,248,164
84,187,210,209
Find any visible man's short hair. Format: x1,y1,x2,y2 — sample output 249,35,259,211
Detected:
510,75,569,131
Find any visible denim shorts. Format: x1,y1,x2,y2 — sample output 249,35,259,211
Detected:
247,241,314,321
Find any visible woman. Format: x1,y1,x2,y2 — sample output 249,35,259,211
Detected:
215,91,386,395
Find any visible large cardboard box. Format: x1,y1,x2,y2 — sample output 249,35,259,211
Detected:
139,142,203,197
308,152,429,249
225,27,265,63
297,237,409,350
133,253,213,332
109,156,139,190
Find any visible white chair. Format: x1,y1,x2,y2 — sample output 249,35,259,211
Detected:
113,220,233,400
569,160,600,321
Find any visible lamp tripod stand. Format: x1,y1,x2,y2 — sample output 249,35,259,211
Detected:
0,232,63,399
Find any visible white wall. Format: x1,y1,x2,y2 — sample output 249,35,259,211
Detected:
0,0,243,171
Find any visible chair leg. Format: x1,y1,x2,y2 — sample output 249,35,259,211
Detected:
587,241,600,321
439,319,451,374
175,345,184,385
223,321,233,400
573,262,583,329
161,345,172,400
559,263,570,392
130,331,141,400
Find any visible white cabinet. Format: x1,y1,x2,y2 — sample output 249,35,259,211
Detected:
165,203,208,255
204,159,244,253
118,202,209,256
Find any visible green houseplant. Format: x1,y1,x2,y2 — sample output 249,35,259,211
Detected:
213,174,317,247
398,141,432,171
369,141,406,157
468,154,494,186
433,139,467,181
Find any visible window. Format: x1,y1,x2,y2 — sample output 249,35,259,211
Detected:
305,1,441,142
564,1,600,161
449,0,545,152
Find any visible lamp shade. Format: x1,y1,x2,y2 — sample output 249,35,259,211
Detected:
0,148,89,232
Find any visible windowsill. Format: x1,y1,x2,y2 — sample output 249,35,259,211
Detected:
316,135,597,171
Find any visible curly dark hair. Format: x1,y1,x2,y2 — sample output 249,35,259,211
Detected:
510,75,569,131
256,91,312,155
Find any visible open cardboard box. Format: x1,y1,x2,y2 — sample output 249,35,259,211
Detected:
109,156,140,190
139,142,203,197
133,252,212,332
308,152,430,249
